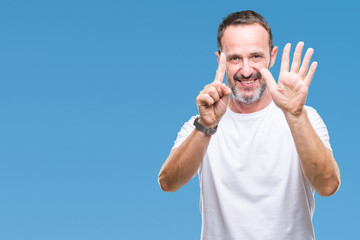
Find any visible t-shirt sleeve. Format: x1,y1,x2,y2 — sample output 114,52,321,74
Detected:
172,115,198,150
305,106,332,151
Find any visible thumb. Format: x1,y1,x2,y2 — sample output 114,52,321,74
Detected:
260,68,277,94
220,83,231,105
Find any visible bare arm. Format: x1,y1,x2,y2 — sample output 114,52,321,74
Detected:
261,42,340,196
158,53,231,192
158,127,211,192
286,110,340,196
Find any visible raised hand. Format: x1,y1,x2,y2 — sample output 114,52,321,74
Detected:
260,42,318,119
196,53,232,128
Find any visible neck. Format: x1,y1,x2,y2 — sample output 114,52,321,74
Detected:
229,90,272,114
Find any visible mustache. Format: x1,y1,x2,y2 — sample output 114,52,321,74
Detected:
233,71,262,81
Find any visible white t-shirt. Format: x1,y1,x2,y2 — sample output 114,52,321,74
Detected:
173,102,331,240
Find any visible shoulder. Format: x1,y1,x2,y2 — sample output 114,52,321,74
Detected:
176,115,198,137
183,115,198,129
171,115,198,149
304,105,332,150
304,105,317,115
304,105,323,124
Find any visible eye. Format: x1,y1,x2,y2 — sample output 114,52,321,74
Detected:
230,56,239,61
253,54,260,59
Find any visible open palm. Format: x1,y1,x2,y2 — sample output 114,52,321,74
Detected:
261,42,318,118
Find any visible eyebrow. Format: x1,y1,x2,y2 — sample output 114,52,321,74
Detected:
250,51,265,57
227,53,239,60
226,51,266,59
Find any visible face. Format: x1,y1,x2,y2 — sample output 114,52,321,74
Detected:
218,24,277,105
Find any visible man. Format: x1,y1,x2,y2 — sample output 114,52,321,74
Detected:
158,10,340,240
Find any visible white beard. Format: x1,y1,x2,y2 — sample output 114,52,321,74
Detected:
226,76,267,105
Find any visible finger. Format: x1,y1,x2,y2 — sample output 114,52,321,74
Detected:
304,61,318,86
196,93,215,106
298,48,314,79
280,43,291,72
260,68,283,102
205,81,223,97
290,42,304,73
221,83,232,96
220,83,231,105
205,85,221,103
260,68,278,94
214,52,226,83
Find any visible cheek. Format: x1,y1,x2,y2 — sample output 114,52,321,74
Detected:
227,64,240,76
252,60,270,70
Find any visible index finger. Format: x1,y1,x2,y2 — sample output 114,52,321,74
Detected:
214,52,226,83
280,43,291,72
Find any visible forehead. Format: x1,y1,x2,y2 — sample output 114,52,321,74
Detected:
221,23,270,54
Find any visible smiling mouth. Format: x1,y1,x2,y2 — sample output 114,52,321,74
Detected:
241,79,256,84
234,72,261,86
236,78,258,88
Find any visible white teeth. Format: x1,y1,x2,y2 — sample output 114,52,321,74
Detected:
242,80,254,84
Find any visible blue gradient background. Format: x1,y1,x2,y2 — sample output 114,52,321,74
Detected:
0,0,358,239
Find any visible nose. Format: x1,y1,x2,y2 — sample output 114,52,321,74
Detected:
240,59,253,77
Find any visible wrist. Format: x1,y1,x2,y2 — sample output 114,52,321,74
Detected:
198,117,219,129
284,108,308,126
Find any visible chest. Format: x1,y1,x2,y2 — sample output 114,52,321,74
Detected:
201,112,300,194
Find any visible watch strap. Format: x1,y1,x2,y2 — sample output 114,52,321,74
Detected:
193,117,218,135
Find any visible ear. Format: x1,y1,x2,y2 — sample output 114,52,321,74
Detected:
269,46,278,68
215,51,220,63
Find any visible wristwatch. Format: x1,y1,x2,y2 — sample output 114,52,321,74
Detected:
193,117,218,135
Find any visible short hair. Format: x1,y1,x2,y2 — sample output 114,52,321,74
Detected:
217,10,273,53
